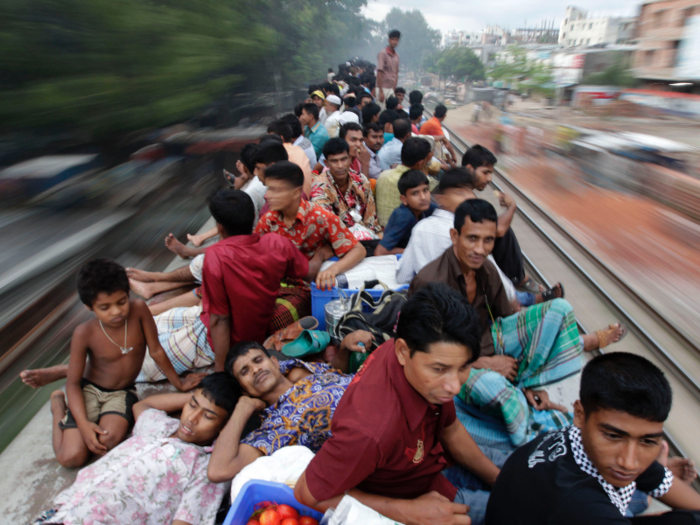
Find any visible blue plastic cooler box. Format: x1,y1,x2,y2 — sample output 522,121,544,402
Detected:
223,480,323,525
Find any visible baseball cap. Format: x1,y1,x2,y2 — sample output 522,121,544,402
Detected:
311,90,325,100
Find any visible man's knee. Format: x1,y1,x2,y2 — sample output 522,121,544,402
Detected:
548,297,573,315
56,445,90,468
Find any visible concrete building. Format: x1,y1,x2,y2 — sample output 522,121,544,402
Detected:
559,6,637,47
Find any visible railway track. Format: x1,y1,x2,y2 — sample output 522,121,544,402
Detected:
436,116,700,469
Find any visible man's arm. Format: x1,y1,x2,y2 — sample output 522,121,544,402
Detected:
496,193,516,236
209,314,230,373
208,397,265,483
658,478,700,510
133,392,191,420
359,143,371,177
316,242,366,290
440,418,500,487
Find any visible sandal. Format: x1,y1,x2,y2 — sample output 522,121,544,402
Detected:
518,276,544,294
596,323,628,349
541,283,564,303
263,316,319,352
282,330,331,358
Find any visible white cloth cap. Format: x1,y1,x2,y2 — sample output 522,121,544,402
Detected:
339,111,359,125
326,94,342,106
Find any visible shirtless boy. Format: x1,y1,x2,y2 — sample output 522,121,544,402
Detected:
51,259,202,468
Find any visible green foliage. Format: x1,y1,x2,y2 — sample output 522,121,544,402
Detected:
431,46,485,81
489,45,554,96
581,56,637,87
380,8,441,71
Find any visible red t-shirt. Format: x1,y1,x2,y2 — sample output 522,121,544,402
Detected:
304,339,458,502
419,116,445,137
200,234,308,347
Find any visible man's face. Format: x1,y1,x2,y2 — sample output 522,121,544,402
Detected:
450,217,497,271
264,177,300,211
466,164,494,191
364,130,384,153
230,348,284,399
177,389,229,445
396,92,405,104
400,183,431,212
312,96,324,109
327,151,351,179
254,162,270,184
395,338,472,405
389,37,400,49
324,101,338,114
299,110,312,127
90,290,130,328
344,130,363,159
574,402,665,488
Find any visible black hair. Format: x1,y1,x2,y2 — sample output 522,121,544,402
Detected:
294,102,304,118
401,137,432,167
438,167,474,193
263,160,304,189
388,29,401,39
260,134,283,145
322,82,340,97
199,372,242,416
208,188,255,237
339,122,363,140
358,91,373,102
267,120,293,143
253,140,288,165
409,104,424,121
409,90,423,105
580,352,672,422
302,102,320,121
308,84,320,95
454,199,498,232
225,341,270,377
386,96,399,111
363,122,383,137
344,95,357,108
362,102,381,124
378,110,399,128
392,118,411,140
360,73,376,90
398,169,430,196
461,144,498,170
77,258,130,307
347,77,361,87
434,104,447,119
240,143,259,174
395,87,406,96
398,283,480,359
281,114,303,139
328,67,333,73
323,137,350,159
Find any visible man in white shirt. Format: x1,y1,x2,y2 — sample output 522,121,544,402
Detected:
323,95,343,138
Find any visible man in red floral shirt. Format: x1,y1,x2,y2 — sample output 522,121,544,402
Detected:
311,138,383,254
256,160,366,331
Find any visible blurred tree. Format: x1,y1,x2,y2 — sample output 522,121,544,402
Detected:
489,45,554,96
434,47,485,81
581,56,637,87
380,8,441,71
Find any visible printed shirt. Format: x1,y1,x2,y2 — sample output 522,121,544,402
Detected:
304,121,330,157
47,409,228,525
310,168,383,239
255,199,358,260
304,340,458,502
377,46,400,88
241,360,352,455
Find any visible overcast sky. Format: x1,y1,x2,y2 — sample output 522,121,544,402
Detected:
361,0,641,35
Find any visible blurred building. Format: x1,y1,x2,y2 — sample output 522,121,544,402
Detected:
559,6,637,47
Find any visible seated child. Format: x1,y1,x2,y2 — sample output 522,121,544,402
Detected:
375,169,436,256
35,373,238,525
485,352,700,525
51,259,202,468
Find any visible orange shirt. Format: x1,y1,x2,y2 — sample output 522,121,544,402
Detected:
419,116,444,137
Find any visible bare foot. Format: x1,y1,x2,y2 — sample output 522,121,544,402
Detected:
50,390,67,419
583,323,627,352
165,233,197,259
128,278,156,300
21,365,69,388
187,233,204,248
125,267,158,283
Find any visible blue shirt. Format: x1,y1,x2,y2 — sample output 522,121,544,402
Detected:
305,121,330,158
377,137,403,171
383,132,394,144
379,202,437,251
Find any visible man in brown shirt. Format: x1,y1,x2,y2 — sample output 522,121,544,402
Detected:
376,29,400,108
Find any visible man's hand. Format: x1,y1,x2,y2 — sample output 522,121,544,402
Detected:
178,373,207,392
498,192,515,209
79,422,108,455
524,389,567,412
341,330,374,353
404,492,471,525
478,355,519,381
236,396,266,414
378,89,385,103
316,267,338,291
359,143,371,169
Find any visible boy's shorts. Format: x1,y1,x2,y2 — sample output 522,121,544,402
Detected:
59,379,138,430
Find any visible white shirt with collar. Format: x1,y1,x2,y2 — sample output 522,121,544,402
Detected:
324,110,343,138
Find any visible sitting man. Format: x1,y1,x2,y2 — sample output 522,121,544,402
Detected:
375,169,435,256
410,199,627,447
268,119,313,197
310,138,383,248
418,103,458,164
375,136,436,226
486,352,700,525
208,341,356,483
323,94,343,138
339,122,364,175
295,283,505,525
377,117,411,171
301,102,330,158
255,160,366,313
362,122,384,181
34,373,240,525
282,112,317,167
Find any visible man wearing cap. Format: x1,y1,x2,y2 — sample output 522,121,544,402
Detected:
310,90,328,125
376,29,400,109
324,95,344,139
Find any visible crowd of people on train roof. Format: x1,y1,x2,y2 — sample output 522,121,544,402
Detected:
19,28,700,525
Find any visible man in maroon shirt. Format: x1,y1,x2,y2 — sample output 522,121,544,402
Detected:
295,283,503,525
376,29,400,108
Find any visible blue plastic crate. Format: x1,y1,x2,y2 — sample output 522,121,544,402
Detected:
223,480,323,525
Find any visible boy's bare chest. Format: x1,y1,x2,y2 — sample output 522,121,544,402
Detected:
88,319,146,363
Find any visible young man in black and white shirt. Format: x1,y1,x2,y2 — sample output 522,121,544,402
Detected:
486,352,700,524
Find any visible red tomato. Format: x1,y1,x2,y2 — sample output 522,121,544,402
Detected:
281,519,299,525
259,509,281,525
277,505,299,521
299,517,319,525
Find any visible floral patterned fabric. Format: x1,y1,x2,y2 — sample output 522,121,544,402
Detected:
241,359,353,455
45,409,229,525
255,199,358,260
310,168,383,240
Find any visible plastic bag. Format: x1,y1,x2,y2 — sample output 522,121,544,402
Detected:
321,495,404,525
